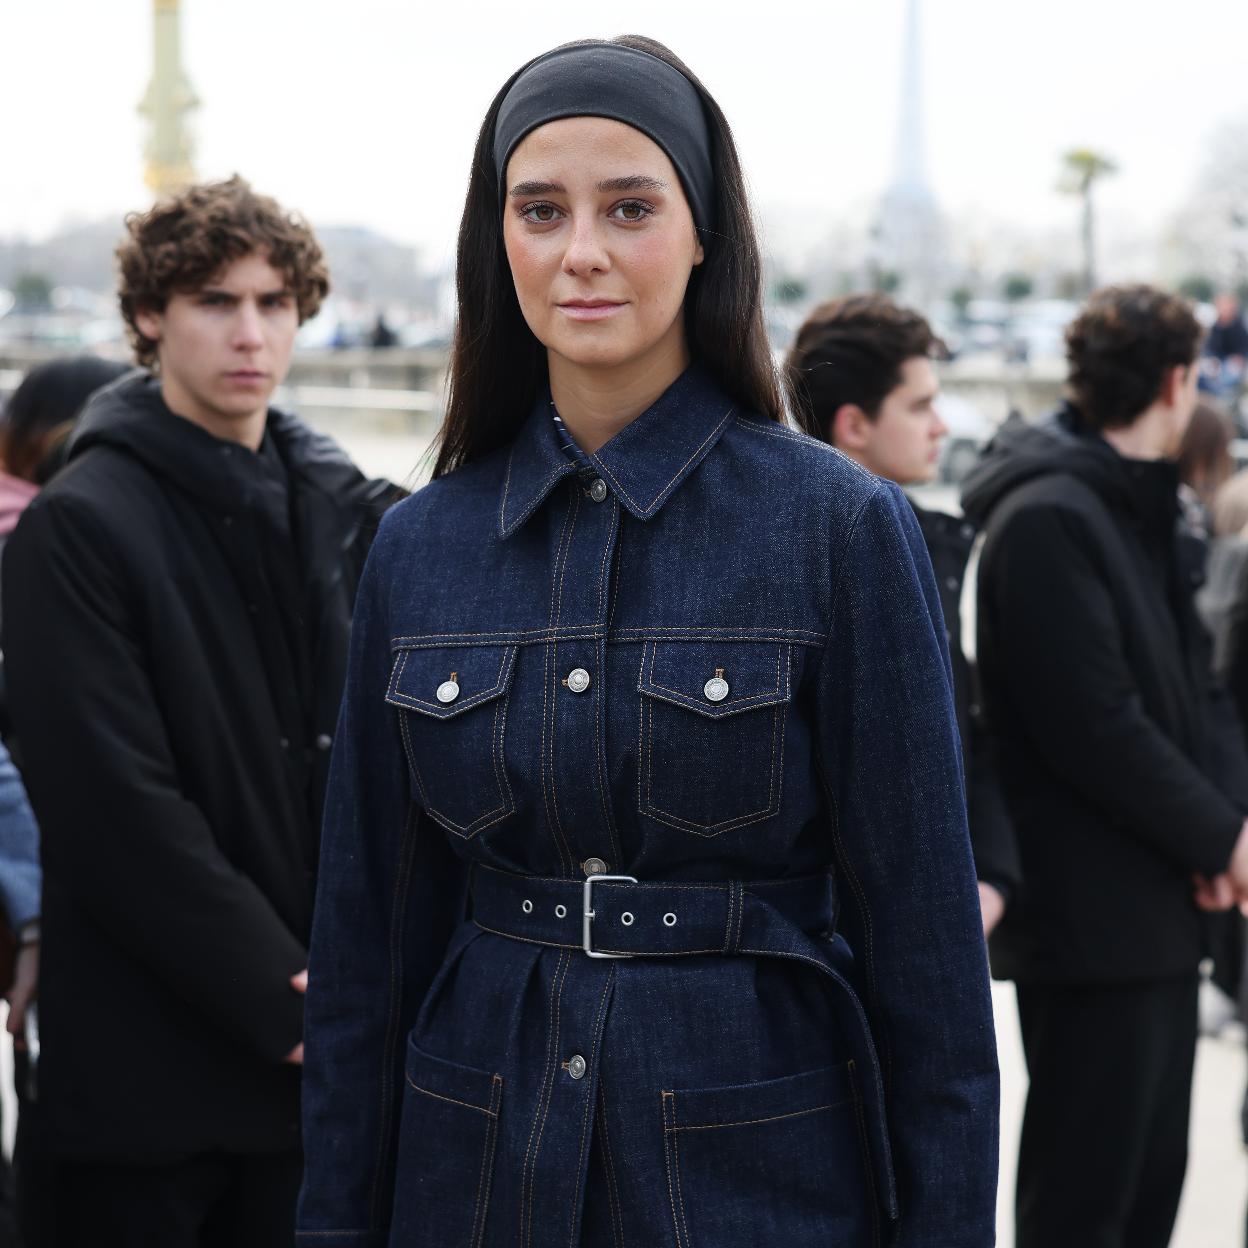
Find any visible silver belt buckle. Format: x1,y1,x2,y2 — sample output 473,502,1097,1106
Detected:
582,873,638,959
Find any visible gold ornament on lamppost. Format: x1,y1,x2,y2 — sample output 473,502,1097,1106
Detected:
138,0,199,197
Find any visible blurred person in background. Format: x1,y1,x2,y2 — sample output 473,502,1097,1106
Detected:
1177,398,1235,541
0,357,133,489
1201,292,1248,417
787,293,1019,937
963,284,1248,1248
1,176,397,1247
1206,292,1248,371
0,740,38,1248
0,354,130,1247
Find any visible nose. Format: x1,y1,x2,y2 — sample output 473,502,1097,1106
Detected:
231,299,265,351
932,410,949,439
562,213,610,277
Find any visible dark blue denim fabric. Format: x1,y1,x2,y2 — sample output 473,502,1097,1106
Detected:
298,365,999,1247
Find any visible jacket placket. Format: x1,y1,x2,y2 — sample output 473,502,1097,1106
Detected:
518,475,622,1244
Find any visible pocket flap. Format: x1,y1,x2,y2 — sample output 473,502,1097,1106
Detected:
667,1062,851,1130
640,640,791,719
405,1036,502,1118
386,644,518,720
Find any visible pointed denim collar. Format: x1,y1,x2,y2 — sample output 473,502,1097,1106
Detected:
498,363,737,539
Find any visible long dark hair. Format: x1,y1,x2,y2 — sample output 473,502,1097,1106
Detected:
432,34,782,479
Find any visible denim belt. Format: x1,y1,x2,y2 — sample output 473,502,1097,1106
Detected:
468,863,835,958
468,860,900,1219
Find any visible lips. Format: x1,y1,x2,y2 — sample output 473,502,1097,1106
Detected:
557,299,626,322
225,370,267,383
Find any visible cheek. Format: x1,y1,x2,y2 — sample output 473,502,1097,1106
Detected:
503,231,551,309
627,234,695,312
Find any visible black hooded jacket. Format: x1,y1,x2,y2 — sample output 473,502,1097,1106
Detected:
962,405,1248,983
1,374,396,1161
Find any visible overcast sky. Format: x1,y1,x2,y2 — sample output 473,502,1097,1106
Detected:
3,0,1246,271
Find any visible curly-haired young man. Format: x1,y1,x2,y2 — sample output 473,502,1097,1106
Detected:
2,177,396,1246
962,285,1248,1247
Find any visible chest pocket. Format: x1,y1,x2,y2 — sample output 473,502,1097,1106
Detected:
639,640,791,836
386,644,518,838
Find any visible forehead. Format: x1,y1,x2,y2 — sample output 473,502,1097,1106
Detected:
506,116,678,187
884,356,938,405
198,250,287,292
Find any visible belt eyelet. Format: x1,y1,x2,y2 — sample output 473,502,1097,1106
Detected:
555,904,567,919
620,912,635,926
522,899,533,914
663,912,677,927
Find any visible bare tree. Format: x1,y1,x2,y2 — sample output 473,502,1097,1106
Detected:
1059,149,1118,294
1167,117,1248,293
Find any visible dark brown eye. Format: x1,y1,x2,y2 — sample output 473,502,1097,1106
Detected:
610,200,654,223
520,202,562,224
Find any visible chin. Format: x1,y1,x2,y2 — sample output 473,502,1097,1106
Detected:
552,338,641,371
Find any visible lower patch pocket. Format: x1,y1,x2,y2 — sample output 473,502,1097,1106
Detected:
389,1038,503,1247
661,1063,871,1248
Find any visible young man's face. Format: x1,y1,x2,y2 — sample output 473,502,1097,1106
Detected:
834,356,947,485
135,251,299,438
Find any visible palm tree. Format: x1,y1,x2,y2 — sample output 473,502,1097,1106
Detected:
1059,149,1118,294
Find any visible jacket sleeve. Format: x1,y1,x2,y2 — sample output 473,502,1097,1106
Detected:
986,502,1242,878
2,494,307,1060
818,483,999,1247
298,511,467,1247
0,740,41,932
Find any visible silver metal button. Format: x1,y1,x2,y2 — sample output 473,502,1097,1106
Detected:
588,478,608,503
583,858,608,876
436,679,460,704
945,576,960,592
566,668,591,694
567,1054,587,1080
704,674,730,703
315,733,333,751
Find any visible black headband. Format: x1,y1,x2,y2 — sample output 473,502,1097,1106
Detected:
493,43,714,235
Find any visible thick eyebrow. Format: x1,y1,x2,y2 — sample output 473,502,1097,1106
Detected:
510,180,565,198
596,175,668,193
508,174,669,198
197,286,292,300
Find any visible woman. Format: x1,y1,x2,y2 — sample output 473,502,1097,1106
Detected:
299,36,998,1247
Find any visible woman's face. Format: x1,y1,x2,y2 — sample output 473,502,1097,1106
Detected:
502,116,705,374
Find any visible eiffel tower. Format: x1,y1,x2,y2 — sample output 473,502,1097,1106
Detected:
872,0,945,304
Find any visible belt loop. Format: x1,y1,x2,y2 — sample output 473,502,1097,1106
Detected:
725,880,745,954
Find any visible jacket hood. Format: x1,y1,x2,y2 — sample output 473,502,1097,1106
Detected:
960,403,1177,531
68,372,390,515
0,471,39,537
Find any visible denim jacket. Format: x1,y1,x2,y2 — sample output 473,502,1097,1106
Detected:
299,365,998,1247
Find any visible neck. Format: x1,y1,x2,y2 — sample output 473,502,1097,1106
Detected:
548,332,691,454
160,378,266,452
1100,404,1174,462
